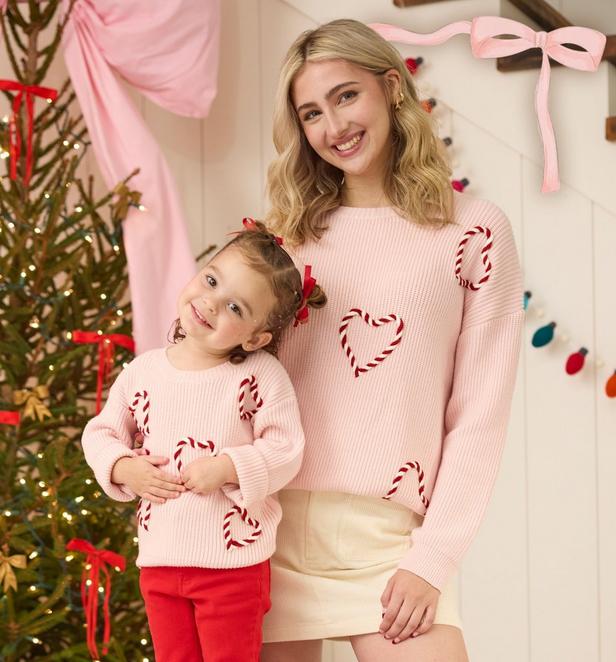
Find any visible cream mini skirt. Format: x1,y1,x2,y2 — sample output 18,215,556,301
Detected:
262,490,462,642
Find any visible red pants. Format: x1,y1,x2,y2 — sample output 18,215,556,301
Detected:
139,562,270,662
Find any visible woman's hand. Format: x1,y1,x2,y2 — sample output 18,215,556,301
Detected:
111,455,185,504
181,455,237,495
379,569,440,643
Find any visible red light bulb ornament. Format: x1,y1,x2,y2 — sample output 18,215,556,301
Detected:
405,56,423,75
451,178,469,192
606,371,616,398
565,347,588,375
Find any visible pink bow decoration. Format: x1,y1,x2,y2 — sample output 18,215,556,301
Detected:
370,17,606,193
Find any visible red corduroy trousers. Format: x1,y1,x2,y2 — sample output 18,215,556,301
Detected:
139,561,270,662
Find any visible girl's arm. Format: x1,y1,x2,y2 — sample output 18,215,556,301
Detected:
81,366,139,501
220,367,305,509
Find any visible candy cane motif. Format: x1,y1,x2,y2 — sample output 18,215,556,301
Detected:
339,309,404,378
454,226,493,291
222,505,263,550
383,461,430,509
128,390,150,435
238,376,263,421
136,448,151,531
174,437,217,472
137,499,152,531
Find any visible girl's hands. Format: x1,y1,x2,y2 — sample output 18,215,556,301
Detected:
379,569,440,643
111,456,186,504
181,455,237,495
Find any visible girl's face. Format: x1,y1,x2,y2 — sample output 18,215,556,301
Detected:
292,59,398,183
177,247,276,358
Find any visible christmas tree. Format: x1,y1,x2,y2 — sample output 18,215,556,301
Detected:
0,2,151,659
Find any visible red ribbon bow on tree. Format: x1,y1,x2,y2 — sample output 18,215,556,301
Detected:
294,265,316,326
65,538,126,660
0,80,58,187
0,411,20,425
71,331,135,413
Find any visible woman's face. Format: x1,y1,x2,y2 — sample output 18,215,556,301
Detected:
292,59,398,183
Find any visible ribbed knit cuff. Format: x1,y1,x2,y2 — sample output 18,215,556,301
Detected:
93,444,137,502
397,542,458,592
219,445,269,507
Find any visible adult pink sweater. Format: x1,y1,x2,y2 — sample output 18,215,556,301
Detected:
81,349,304,568
279,192,523,591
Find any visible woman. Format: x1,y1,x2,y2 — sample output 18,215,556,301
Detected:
261,19,523,662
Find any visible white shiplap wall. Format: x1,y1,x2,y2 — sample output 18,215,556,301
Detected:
3,1,615,661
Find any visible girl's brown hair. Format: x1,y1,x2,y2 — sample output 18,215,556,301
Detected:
266,18,454,245
170,221,326,363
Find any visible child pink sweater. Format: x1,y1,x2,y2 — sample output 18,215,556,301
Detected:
82,349,304,569
279,192,524,591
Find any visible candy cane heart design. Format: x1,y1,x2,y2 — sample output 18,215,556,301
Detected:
174,437,218,473
454,226,493,291
238,375,263,421
223,505,263,550
383,461,430,509
128,390,151,436
339,308,404,378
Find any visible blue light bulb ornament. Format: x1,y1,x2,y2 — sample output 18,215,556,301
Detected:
532,321,556,348
523,290,532,310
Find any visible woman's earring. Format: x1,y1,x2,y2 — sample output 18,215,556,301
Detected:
394,92,405,111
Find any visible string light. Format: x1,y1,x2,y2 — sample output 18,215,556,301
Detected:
100,293,107,300
29,551,38,559
62,140,69,147
4,510,12,517
65,554,74,562
19,478,26,485
74,496,84,503
38,481,46,488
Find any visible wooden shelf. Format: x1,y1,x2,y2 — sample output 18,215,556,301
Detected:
607,117,616,142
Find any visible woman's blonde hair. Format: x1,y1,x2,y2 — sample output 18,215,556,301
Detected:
266,18,454,244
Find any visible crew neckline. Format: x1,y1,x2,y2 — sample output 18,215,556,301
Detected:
158,346,237,381
333,205,402,221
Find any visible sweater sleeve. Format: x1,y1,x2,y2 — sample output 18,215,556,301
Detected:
81,366,138,502
220,365,304,508
398,202,524,590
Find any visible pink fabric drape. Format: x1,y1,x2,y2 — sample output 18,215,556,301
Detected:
62,0,220,353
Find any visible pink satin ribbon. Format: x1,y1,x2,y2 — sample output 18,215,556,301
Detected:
370,16,606,193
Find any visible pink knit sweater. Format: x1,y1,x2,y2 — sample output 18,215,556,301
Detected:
82,349,304,569
279,192,523,591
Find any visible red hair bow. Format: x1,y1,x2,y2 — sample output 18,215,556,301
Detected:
242,217,283,245
294,265,316,326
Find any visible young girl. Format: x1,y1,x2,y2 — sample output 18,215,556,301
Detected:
260,19,523,662
81,221,324,662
